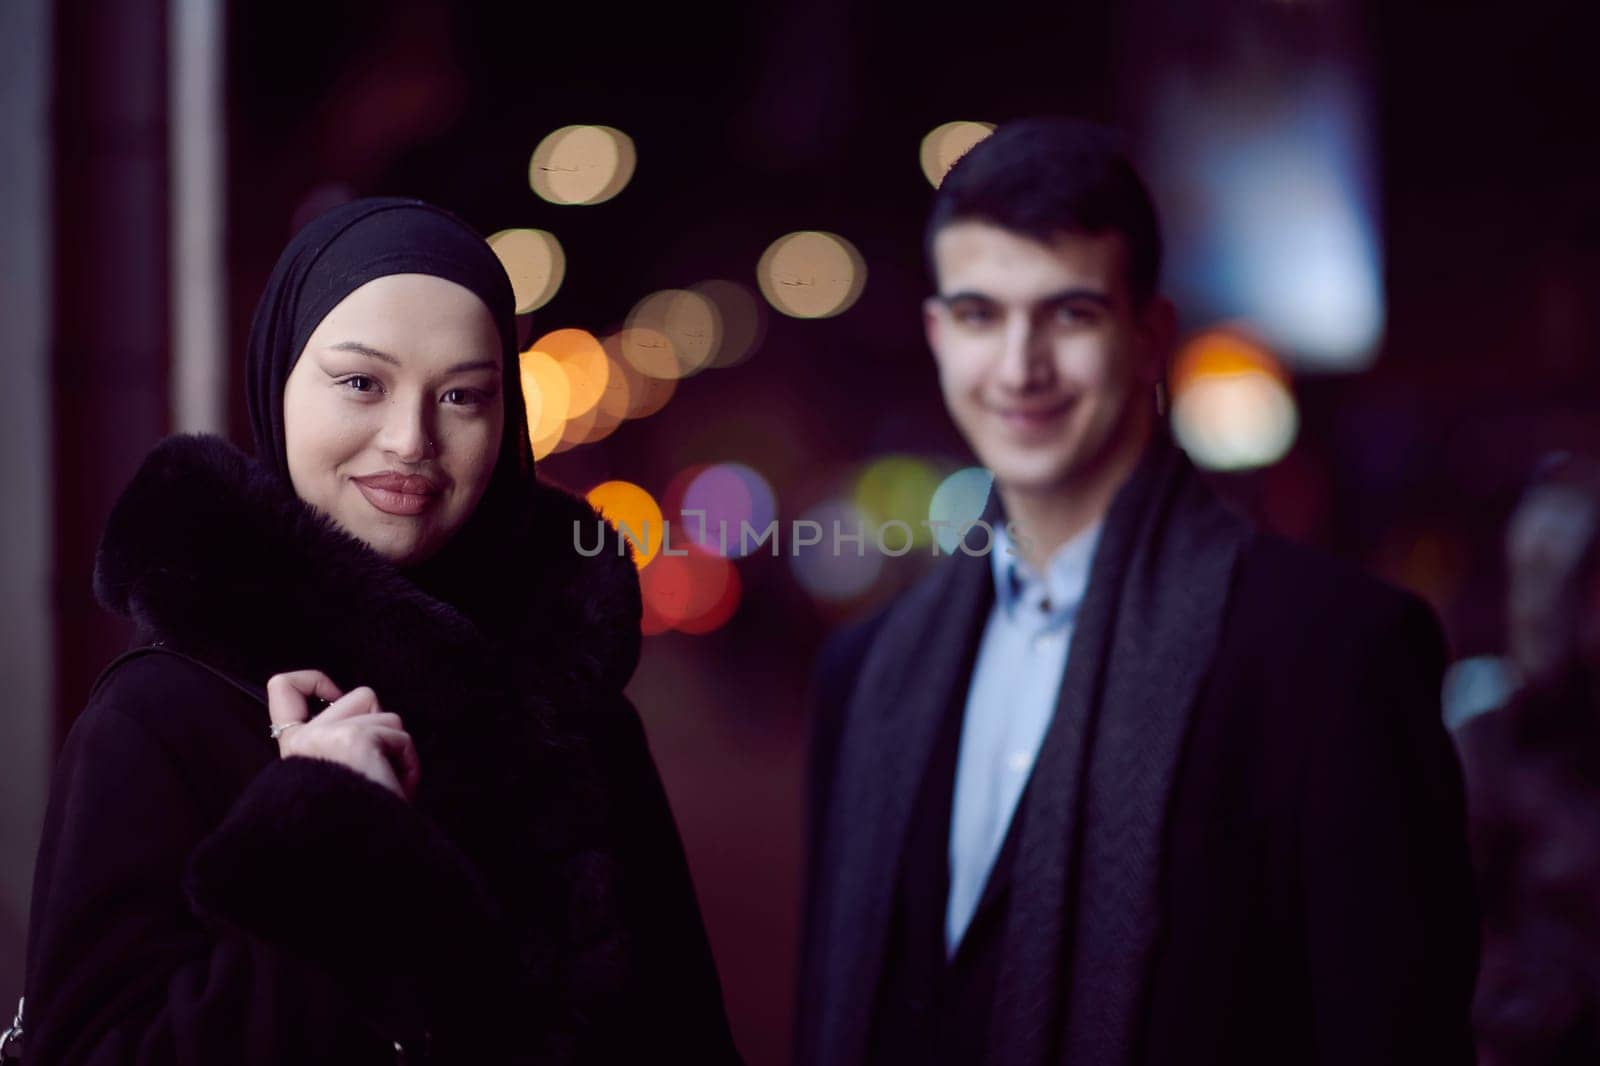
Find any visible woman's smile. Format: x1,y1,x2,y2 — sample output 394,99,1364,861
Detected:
351,471,443,516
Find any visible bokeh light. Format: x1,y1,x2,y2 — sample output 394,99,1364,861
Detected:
854,455,943,549
572,379,625,445
625,289,722,378
487,228,565,314
531,328,609,419
555,397,599,453
519,349,571,460
675,553,741,635
757,231,867,319
919,121,995,187
585,480,664,569
1145,72,1383,368
693,279,768,369
601,331,678,416
790,499,884,602
681,463,778,558
1169,328,1299,471
928,467,996,554
615,322,680,380
640,548,742,635
528,125,637,206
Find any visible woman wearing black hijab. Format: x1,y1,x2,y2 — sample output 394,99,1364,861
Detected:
23,199,741,1064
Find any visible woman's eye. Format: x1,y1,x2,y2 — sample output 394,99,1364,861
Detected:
338,375,379,394
443,388,485,406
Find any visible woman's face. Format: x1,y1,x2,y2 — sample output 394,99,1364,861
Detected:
283,273,506,567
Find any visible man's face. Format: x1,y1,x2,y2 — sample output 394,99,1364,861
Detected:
925,221,1167,498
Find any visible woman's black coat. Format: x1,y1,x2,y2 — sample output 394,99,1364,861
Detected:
24,434,742,1064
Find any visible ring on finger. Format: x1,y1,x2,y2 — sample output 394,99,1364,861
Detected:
268,721,302,740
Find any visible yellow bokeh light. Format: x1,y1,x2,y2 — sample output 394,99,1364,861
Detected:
531,422,565,461
519,349,571,450
487,229,565,313
854,455,944,547
531,328,609,419
919,121,995,187
529,125,637,206
693,279,767,369
586,480,664,568
757,231,867,319
625,290,722,378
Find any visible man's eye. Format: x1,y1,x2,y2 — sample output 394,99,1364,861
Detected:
1056,304,1098,325
954,305,996,326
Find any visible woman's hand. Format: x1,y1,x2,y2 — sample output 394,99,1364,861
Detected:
266,670,421,802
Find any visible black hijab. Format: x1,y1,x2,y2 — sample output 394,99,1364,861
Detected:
244,196,535,601
246,197,533,512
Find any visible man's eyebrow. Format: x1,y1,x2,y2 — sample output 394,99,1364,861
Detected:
936,290,997,305
936,287,1114,308
1037,288,1114,309
328,341,501,375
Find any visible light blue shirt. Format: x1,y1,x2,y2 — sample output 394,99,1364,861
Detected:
945,520,1102,956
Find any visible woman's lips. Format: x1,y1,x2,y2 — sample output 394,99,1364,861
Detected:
352,474,440,517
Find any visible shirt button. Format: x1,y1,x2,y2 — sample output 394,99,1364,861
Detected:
1031,631,1062,654
1007,750,1032,773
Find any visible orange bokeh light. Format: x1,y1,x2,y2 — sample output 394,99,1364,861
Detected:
1169,326,1289,396
532,328,609,419
585,480,664,568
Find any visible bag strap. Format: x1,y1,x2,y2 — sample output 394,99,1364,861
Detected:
89,642,268,709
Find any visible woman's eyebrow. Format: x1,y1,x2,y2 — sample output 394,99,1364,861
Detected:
330,340,400,365
328,340,501,375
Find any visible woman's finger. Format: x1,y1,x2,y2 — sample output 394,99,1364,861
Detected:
317,685,383,722
367,727,421,802
265,670,344,728
362,711,404,732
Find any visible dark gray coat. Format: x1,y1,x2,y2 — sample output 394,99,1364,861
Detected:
799,438,1478,1066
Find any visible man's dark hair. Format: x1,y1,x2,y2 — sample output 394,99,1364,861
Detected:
925,117,1164,305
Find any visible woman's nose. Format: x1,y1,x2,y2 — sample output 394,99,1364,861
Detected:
379,401,435,462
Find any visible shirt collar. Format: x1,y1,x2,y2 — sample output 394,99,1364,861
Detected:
990,519,1104,624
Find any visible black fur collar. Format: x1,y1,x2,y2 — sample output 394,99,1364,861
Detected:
92,432,642,1058
93,432,642,716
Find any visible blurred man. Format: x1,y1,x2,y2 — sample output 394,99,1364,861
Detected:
1456,455,1600,1065
797,118,1478,1066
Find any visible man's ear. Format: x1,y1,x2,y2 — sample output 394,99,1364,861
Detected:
923,295,944,357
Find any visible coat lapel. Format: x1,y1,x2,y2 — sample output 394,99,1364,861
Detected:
812,540,993,1066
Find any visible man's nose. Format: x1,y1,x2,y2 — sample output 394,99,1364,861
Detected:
995,316,1049,389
